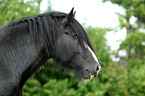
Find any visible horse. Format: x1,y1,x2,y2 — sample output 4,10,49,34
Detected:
0,8,101,96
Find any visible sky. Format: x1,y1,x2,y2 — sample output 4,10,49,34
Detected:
40,0,127,51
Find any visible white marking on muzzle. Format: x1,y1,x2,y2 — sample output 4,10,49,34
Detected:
87,46,99,63
84,43,99,64
84,43,101,78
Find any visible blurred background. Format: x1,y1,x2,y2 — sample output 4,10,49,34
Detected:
0,0,145,96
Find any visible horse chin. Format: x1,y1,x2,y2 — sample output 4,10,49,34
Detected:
82,72,94,80
77,73,94,84
74,68,94,82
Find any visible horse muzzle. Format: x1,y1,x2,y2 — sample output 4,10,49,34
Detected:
89,66,101,80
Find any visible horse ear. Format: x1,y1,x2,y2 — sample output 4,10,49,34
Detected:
61,7,76,25
73,11,76,18
68,7,76,21
69,7,74,17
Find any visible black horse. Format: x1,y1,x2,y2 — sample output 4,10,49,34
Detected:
0,8,101,96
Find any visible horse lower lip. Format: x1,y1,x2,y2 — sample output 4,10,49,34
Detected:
89,75,94,80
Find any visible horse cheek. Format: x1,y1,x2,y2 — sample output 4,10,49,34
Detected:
54,38,75,62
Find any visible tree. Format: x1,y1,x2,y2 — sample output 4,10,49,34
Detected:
103,0,145,33
0,0,42,26
103,0,145,60
103,0,145,95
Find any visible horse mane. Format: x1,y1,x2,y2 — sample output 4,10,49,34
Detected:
1,11,95,57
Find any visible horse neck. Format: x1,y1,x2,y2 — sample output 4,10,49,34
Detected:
0,22,49,82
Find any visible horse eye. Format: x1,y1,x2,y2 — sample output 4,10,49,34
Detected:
65,32,78,39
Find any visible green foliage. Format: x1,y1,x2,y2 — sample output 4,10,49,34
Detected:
0,0,42,26
23,77,78,96
104,0,145,32
0,0,52,26
120,32,145,49
43,79,77,96
23,78,42,96
127,58,144,69
120,32,145,58
117,13,127,29
104,0,145,96
127,64,145,95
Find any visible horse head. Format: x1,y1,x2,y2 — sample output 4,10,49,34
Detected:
52,8,101,80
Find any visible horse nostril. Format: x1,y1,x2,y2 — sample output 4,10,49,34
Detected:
96,66,99,71
96,66,101,76
86,69,89,72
